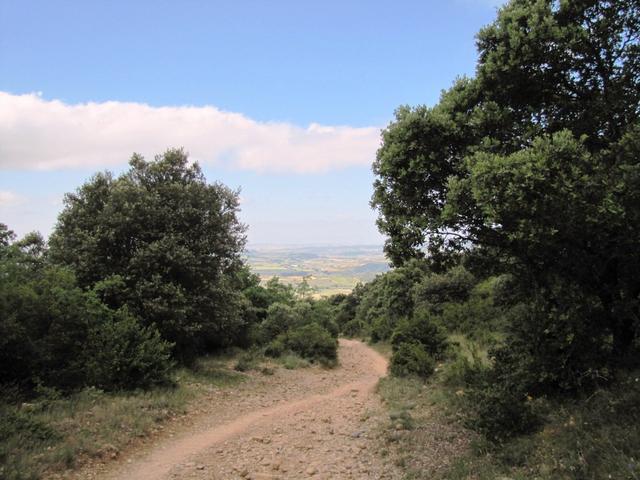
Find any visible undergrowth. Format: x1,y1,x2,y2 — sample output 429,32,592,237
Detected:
0,355,244,480
376,336,640,479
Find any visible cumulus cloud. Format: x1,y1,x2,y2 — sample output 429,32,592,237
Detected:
0,92,381,174
0,191,22,207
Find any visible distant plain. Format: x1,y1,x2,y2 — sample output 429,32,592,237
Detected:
245,245,389,296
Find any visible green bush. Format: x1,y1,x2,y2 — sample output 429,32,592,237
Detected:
284,323,337,362
465,381,542,444
49,150,248,360
413,266,475,313
441,347,487,387
260,303,297,342
263,336,286,358
84,310,174,390
0,232,175,393
389,343,435,379
370,315,395,343
463,344,544,443
390,311,448,359
233,348,262,372
341,318,364,337
280,354,310,370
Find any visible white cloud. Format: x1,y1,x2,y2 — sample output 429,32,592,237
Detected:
0,92,381,174
0,191,22,207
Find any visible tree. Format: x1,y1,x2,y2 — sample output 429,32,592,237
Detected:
372,0,640,390
0,228,173,391
49,149,247,360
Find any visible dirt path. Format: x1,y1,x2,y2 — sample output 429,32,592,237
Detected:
90,339,400,480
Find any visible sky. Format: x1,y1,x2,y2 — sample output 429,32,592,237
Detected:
0,0,504,246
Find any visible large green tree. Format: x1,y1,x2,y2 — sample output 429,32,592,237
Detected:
49,149,247,359
373,0,640,387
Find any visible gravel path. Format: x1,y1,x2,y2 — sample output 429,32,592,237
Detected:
88,339,401,480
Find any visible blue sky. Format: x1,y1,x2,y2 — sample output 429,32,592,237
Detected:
0,0,503,245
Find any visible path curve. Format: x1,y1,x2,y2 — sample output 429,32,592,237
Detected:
99,339,399,480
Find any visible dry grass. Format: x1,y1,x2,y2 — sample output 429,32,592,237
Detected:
0,356,245,480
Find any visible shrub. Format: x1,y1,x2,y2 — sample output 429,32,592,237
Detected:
280,354,310,370
233,348,261,372
341,318,364,337
463,342,544,442
370,315,395,342
441,347,488,387
84,310,174,390
413,266,475,313
260,303,297,342
263,336,286,358
49,151,249,360
389,343,435,379
284,323,337,362
390,311,448,359
465,380,542,444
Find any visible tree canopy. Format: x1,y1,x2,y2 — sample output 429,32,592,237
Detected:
372,0,640,389
49,149,247,359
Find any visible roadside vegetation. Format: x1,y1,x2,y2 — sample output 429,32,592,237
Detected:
0,356,245,480
330,0,640,477
0,151,338,479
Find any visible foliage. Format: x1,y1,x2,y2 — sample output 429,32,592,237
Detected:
83,310,174,390
281,323,338,363
331,283,365,335
390,312,448,360
242,276,296,323
371,0,640,439
437,276,508,344
413,265,475,313
389,343,435,379
260,302,298,343
0,227,174,393
351,259,430,341
48,149,247,360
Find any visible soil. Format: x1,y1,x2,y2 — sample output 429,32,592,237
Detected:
77,339,402,480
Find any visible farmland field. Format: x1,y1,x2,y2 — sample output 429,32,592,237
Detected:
244,245,389,296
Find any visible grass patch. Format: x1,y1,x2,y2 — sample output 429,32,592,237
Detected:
0,355,246,480
369,341,393,359
278,353,311,370
442,370,640,479
375,336,640,479
376,374,470,479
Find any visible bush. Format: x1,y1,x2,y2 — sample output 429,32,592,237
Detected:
0,234,175,393
390,311,448,359
263,336,286,358
341,318,364,337
465,381,542,444
441,347,488,387
370,315,395,342
389,343,435,379
84,310,174,390
233,348,262,372
280,354,310,370
260,303,297,343
463,343,544,443
284,323,338,363
413,266,475,313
